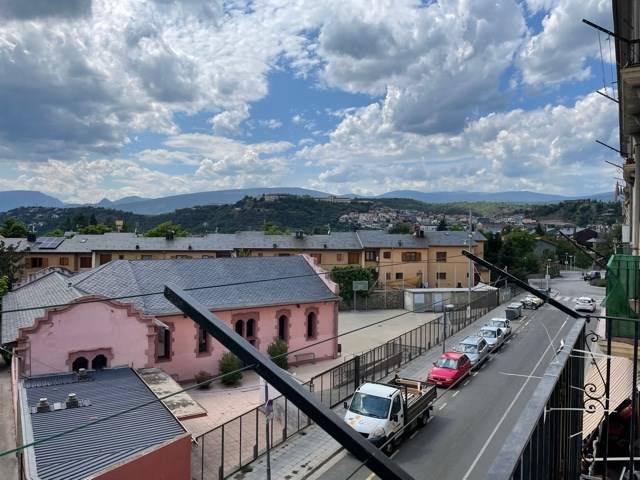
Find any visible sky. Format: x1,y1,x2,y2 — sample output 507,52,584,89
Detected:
0,0,621,203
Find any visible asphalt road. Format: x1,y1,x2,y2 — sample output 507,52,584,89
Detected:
320,271,604,480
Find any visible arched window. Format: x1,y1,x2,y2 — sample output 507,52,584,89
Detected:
72,357,88,372
246,319,256,346
306,312,317,339
235,320,244,337
278,315,288,341
91,354,107,370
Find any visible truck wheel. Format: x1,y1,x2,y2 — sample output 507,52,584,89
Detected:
419,410,429,427
384,438,395,455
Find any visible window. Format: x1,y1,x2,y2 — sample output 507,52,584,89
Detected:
306,311,317,339
79,256,92,268
277,253,291,257
457,282,462,288
217,251,232,258
385,272,392,281
278,315,288,341
157,328,171,360
436,252,447,263
437,272,447,280
401,252,421,262
257,252,263,257
99,254,112,265
197,326,209,354
383,251,391,259
91,354,107,370
141,255,153,260
118,255,124,260
348,252,360,264
336,253,343,262
310,253,322,264
28,257,45,269
391,395,401,416
201,255,214,259
234,320,245,337
246,319,256,346
59,256,69,266
365,250,376,261
72,357,88,372
395,272,403,280
175,255,192,259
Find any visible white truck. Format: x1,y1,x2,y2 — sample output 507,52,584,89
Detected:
343,376,437,453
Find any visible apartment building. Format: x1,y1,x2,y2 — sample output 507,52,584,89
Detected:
4,229,487,288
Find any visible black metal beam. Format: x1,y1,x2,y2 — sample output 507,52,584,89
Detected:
163,283,414,480
596,139,622,154
583,19,639,44
596,90,620,104
461,251,583,320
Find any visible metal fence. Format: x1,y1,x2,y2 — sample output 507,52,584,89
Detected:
193,287,517,479
487,318,586,479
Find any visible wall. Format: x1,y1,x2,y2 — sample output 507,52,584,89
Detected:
247,249,359,270
91,434,191,480
18,300,155,376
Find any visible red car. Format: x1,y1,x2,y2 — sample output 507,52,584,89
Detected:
427,352,472,388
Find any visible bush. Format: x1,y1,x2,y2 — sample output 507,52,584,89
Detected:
267,338,289,370
218,352,243,386
330,265,373,301
194,370,214,389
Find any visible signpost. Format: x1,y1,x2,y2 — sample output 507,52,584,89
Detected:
352,280,368,312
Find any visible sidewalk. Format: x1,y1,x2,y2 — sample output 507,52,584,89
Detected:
233,297,527,480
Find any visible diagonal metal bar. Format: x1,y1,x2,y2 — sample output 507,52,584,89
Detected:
163,283,414,480
461,250,583,320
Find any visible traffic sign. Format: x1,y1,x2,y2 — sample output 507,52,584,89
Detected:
352,280,368,291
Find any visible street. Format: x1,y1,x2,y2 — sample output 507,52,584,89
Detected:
318,271,604,480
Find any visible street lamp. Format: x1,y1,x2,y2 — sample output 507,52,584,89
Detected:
443,303,455,353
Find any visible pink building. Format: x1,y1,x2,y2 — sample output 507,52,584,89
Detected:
3,256,340,382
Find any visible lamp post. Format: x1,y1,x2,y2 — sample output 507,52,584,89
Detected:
443,304,455,353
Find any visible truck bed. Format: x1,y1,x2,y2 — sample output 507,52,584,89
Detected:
388,377,437,421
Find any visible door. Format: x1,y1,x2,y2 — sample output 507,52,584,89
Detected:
389,394,404,435
348,251,360,264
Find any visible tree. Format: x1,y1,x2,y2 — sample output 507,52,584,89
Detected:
89,214,98,226
145,221,189,237
0,275,8,297
45,229,65,237
264,222,289,235
436,217,447,231
535,223,545,236
330,266,373,301
0,240,25,288
78,224,111,234
218,352,243,386
0,218,28,238
267,338,289,370
388,222,412,234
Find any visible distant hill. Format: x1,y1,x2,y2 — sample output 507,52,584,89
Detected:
0,190,66,212
97,196,149,207
378,190,614,204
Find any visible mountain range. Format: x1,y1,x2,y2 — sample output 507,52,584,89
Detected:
0,188,616,215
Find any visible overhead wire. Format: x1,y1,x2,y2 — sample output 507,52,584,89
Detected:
0,279,512,459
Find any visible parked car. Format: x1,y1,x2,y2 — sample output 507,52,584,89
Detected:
457,336,490,369
487,318,511,337
575,297,596,312
427,352,472,388
584,271,601,281
344,376,437,453
479,326,506,351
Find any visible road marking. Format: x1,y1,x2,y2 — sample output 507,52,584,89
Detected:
390,449,400,459
462,318,568,480
472,372,478,377
452,391,460,398
438,402,448,410
427,416,433,423
409,431,419,439
366,474,377,480
463,380,470,386
506,339,511,344
488,356,494,362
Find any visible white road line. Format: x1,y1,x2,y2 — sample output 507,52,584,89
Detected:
463,380,470,386
452,391,460,398
390,449,400,459
506,339,512,344
462,318,568,480
488,356,494,362
409,430,419,440
472,372,478,377
366,474,377,480
427,416,434,423
438,402,448,410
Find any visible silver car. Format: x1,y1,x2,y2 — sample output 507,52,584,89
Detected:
457,336,490,369
479,326,505,351
487,318,511,337
574,297,596,313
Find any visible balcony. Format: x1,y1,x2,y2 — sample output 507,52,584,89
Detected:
605,254,640,339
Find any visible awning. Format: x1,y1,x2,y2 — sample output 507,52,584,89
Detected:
583,355,634,438
153,318,170,330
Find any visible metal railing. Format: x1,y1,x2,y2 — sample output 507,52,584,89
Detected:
488,318,587,479
192,287,518,479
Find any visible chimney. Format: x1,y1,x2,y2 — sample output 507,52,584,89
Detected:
37,398,50,413
295,230,304,239
77,368,88,380
27,232,37,242
66,393,79,408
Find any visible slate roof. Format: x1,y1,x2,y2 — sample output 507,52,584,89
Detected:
20,367,186,480
2,256,338,343
3,229,485,254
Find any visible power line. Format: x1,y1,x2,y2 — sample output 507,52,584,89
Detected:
0,283,508,459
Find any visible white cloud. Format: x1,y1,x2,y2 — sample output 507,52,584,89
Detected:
517,0,613,86
258,119,283,130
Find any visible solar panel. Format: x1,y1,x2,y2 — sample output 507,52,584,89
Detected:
36,237,65,249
